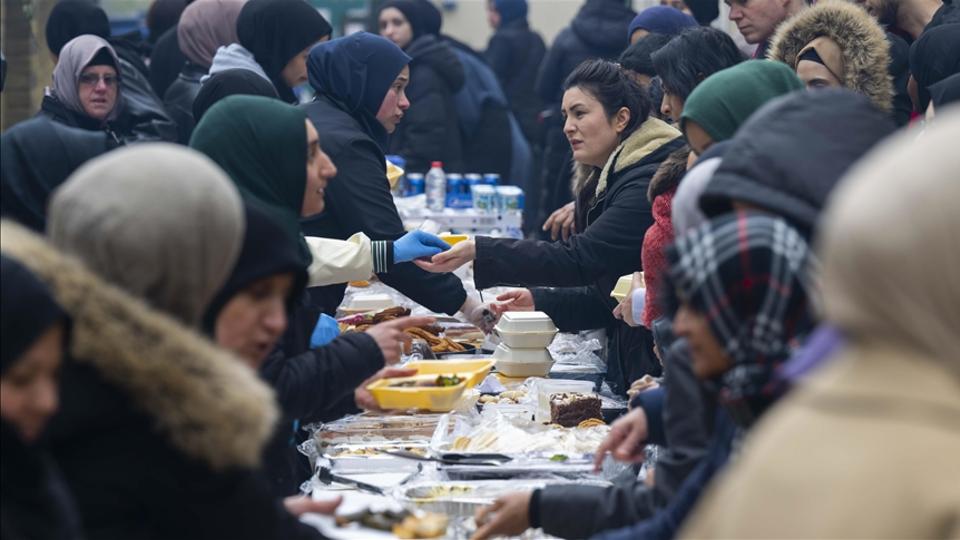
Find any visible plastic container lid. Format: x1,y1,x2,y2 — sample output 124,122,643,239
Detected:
496,311,557,333
431,161,443,168
348,293,394,310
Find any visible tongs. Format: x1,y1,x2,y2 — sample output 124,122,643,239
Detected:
316,465,385,495
384,449,512,467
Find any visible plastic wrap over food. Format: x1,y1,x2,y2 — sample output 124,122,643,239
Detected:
431,410,609,456
548,332,606,373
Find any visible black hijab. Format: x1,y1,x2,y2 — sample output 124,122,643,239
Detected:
1,117,112,232
45,0,111,56
307,32,411,147
379,0,434,41
1,254,66,374
193,68,280,121
203,203,308,332
929,72,960,109
0,259,75,540
236,0,332,103
146,0,187,44
909,24,960,111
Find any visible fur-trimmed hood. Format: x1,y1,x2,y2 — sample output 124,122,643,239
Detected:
768,0,893,112
0,220,278,471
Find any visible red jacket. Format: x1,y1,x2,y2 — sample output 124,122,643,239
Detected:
641,188,675,328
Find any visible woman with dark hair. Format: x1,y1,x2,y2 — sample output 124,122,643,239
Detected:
651,27,744,122
0,255,78,540
418,59,685,394
164,0,245,143
233,0,333,104
377,0,465,172
145,0,187,45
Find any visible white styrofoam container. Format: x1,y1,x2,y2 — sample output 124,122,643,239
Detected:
495,328,558,348
495,357,554,377
347,293,393,311
495,311,557,333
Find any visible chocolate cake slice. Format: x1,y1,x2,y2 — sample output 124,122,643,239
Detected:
549,392,602,427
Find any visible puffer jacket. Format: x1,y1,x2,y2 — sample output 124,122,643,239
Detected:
535,0,636,105
485,18,546,144
387,34,465,173
163,62,207,144
0,222,324,540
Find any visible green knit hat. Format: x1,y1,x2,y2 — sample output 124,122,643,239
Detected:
681,60,803,142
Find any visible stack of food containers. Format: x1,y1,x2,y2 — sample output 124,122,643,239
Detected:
492,312,558,377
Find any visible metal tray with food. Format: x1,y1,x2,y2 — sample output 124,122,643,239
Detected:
322,442,430,472
397,479,610,518
313,413,447,445
430,411,609,457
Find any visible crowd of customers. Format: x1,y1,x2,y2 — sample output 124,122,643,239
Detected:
1,0,959,538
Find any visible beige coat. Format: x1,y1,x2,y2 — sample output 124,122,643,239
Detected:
681,344,960,539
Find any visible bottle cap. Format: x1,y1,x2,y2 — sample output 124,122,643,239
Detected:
431,161,443,168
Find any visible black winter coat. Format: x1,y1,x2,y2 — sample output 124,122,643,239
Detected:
0,421,83,540
148,27,186,99
485,19,546,143
535,0,635,105
259,296,384,496
473,119,683,393
301,95,467,316
387,35,465,173
536,340,716,539
1,225,324,540
1,116,112,232
163,62,205,144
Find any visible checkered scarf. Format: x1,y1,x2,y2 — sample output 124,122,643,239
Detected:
666,212,816,424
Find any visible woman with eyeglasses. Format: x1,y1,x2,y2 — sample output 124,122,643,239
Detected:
39,35,130,143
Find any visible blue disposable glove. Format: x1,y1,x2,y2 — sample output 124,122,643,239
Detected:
394,230,451,263
310,313,340,348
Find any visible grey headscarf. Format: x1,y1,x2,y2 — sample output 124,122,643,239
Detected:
48,143,245,328
177,0,245,68
672,156,721,237
50,34,121,121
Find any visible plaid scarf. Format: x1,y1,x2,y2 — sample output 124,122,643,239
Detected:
667,211,816,425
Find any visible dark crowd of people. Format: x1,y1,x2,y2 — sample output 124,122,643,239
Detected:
1,0,959,539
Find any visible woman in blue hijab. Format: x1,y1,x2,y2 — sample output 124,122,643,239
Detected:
301,32,487,330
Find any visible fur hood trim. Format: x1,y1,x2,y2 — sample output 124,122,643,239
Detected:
768,0,893,112
572,117,681,199
0,221,278,471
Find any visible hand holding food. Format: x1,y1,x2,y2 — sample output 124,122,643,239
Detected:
355,366,418,411
394,230,451,263
593,407,648,471
283,494,342,517
365,315,437,364
471,491,533,540
491,289,536,317
542,201,576,241
612,272,645,327
413,239,476,273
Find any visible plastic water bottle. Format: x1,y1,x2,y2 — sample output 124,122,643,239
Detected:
425,161,446,211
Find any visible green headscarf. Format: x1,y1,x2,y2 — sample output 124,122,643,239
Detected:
681,60,803,143
189,95,311,263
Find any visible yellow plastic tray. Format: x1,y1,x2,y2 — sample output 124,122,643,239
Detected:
405,359,494,388
367,374,469,412
438,234,469,246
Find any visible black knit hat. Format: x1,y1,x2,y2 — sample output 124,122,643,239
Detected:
45,1,111,56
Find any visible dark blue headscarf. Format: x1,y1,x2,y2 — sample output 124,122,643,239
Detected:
628,6,698,39
307,32,411,145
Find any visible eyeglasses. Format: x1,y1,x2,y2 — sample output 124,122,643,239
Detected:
78,73,118,87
